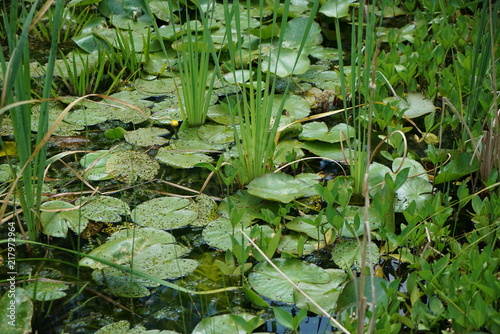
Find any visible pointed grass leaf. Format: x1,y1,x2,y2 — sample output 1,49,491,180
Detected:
248,258,331,303
40,201,89,238
273,307,294,330
131,197,198,229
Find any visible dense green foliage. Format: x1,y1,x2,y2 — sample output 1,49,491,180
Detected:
0,0,499,333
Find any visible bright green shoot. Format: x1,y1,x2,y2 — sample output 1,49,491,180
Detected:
222,0,319,185
167,0,218,128
0,0,64,241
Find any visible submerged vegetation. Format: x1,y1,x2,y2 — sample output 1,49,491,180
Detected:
0,0,499,333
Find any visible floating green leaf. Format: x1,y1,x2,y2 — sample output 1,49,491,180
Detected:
106,150,160,183
77,196,131,223
131,197,198,229
124,127,170,146
40,201,89,237
247,173,320,203
398,93,435,118
294,269,348,314
24,281,68,301
0,288,33,334
155,148,213,169
299,122,355,143
331,239,379,270
248,258,331,303
192,313,264,334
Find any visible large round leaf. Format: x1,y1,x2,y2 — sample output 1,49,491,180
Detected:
105,150,159,183
131,197,198,229
395,177,433,212
248,258,331,303
202,217,253,251
295,269,348,314
247,173,319,203
0,288,33,334
192,313,264,334
40,201,89,237
77,196,131,222
398,93,435,118
155,148,213,169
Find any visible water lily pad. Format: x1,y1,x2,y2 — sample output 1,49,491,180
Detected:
394,177,433,212
300,122,355,143
277,234,321,255
40,201,89,237
286,215,332,241
192,313,264,334
320,0,356,18
198,123,235,144
80,236,149,269
301,141,347,161
155,148,213,168
131,197,198,229
248,258,331,303
95,320,180,334
261,47,311,77
107,227,176,245
247,173,320,203
202,217,252,251
77,196,131,222
24,281,68,301
132,244,198,285
0,288,33,334
295,268,348,314
331,239,379,270
93,267,151,297
106,150,160,183
189,194,219,227
124,127,170,146
398,93,435,118
81,150,113,181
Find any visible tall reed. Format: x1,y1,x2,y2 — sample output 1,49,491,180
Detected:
221,0,319,185
166,0,219,128
0,0,63,241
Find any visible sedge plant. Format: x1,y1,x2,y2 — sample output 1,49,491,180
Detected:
221,0,320,185
166,0,219,128
0,0,64,241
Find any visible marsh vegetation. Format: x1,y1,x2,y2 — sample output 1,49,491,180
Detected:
0,0,499,333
